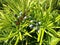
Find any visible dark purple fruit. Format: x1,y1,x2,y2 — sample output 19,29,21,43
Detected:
16,21,20,25
29,24,34,29
14,20,20,25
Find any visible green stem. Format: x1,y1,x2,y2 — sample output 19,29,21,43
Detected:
39,28,45,45
26,40,28,45
14,36,19,45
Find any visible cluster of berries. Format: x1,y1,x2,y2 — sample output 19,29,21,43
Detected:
14,11,41,33
14,12,27,25
29,20,41,32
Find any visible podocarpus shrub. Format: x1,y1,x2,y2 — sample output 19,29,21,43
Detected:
0,0,60,45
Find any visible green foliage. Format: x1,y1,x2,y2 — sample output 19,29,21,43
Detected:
0,0,60,45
